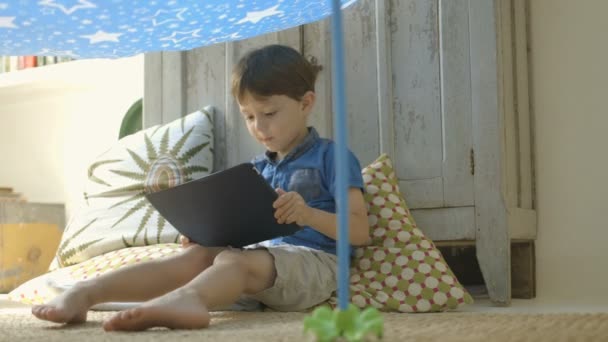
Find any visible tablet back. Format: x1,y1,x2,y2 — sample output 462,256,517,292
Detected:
145,163,300,247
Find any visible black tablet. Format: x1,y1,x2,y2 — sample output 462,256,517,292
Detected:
145,163,300,247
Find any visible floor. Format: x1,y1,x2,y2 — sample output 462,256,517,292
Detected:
3,294,608,314
0,294,25,309
463,298,608,314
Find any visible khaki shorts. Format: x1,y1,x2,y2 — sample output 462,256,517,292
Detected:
242,242,338,312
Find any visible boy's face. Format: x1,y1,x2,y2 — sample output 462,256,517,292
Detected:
238,91,315,160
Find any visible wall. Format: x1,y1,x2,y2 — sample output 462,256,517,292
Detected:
529,0,608,303
0,56,143,217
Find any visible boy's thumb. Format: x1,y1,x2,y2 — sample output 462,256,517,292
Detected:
276,188,286,196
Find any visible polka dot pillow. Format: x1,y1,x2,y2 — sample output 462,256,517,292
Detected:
8,244,181,305
329,154,473,312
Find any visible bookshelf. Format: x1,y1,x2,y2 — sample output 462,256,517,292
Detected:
0,56,73,74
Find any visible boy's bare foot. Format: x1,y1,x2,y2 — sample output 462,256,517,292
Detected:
31,284,94,324
102,288,210,331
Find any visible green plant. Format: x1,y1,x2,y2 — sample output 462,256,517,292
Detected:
118,98,143,139
303,304,384,342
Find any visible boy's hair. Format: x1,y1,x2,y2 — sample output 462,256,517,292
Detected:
231,44,321,102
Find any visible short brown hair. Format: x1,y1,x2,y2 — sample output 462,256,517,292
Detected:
231,44,321,102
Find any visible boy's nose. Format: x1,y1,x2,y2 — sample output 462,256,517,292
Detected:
255,119,268,133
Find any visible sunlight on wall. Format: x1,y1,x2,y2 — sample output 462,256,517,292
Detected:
530,0,608,303
0,55,143,218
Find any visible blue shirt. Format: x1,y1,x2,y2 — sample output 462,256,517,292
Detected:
252,127,364,255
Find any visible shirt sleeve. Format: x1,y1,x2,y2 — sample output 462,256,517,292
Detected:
323,142,365,197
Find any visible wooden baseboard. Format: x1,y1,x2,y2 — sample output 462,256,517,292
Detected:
511,240,536,299
436,240,536,300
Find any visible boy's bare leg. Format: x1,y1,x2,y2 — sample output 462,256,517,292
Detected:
103,248,276,331
31,245,224,324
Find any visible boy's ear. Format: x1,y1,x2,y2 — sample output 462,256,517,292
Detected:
301,91,316,112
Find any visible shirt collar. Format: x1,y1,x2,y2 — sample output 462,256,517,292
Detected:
265,127,319,164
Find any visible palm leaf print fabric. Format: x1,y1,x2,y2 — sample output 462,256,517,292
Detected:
52,109,213,268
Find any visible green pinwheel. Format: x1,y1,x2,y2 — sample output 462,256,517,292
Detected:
303,304,384,342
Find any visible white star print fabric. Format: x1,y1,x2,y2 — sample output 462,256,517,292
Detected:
0,0,359,59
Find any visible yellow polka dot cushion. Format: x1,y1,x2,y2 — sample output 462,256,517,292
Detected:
9,244,182,305
48,108,214,270
328,154,473,312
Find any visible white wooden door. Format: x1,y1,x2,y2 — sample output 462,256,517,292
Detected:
301,0,476,239
305,0,475,208
391,0,474,210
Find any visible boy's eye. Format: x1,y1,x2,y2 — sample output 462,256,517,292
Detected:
265,112,276,117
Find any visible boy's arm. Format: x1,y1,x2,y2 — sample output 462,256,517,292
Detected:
273,188,371,246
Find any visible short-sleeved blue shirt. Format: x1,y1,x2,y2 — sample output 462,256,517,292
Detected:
252,127,364,255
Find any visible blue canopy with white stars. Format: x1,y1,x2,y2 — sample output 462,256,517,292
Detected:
0,0,357,58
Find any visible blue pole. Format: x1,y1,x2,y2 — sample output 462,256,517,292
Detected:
328,0,349,311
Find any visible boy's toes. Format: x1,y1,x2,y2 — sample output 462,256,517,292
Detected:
32,305,51,319
103,308,143,331
33,306,55,321
120,308,141,321
31,304,86,324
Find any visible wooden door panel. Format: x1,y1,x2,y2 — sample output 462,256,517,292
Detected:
391,0,443,185
440,0,474,207
343,0,381,166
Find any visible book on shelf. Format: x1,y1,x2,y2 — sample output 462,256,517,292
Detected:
21,56,37,69
0,55,72,74
0,56,19,73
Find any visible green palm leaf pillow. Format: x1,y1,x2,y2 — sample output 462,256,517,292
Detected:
50,108,214,269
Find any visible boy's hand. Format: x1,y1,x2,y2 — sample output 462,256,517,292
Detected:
180,235,195,248
273,188,312,226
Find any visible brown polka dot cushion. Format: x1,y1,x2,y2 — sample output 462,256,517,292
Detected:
329,154,473,312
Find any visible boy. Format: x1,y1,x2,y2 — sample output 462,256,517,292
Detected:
32,44,370,331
